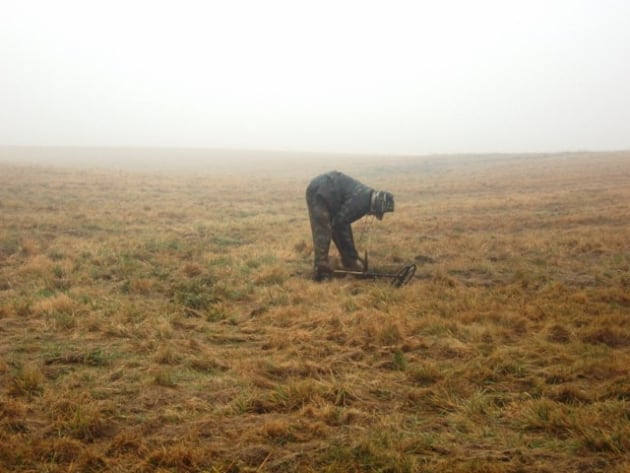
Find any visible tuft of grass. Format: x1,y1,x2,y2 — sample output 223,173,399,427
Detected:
9,362,45,397
153,368,178,387
173,279,218,311
50,396,110,441
0,235,21,257
189,355,229,374
407,361,444,386
31,293,76,317
392,349,407,371
154,344,182,365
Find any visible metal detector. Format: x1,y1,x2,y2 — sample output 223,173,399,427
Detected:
332,253,416,288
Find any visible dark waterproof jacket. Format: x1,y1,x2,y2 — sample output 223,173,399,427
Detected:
309,171,373,227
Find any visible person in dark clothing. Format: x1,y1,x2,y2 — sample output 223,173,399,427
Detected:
305,171,394,281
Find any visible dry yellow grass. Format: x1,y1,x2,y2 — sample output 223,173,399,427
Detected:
1,149,629,472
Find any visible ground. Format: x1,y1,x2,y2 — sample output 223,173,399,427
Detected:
1,149,629,472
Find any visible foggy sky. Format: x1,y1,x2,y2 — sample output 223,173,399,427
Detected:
2,0,630,155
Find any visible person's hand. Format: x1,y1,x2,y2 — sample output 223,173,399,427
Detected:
343,259,365,272
357,255,368,272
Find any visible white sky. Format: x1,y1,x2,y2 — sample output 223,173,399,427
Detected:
1,0,630,154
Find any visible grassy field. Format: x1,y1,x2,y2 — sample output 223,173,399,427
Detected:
1,149,629,472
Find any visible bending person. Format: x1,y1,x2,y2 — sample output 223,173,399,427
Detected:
305,171,394,281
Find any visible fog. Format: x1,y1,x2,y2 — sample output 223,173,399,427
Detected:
2,0,630,156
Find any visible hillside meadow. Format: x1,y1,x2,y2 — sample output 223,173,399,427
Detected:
1,149,629,472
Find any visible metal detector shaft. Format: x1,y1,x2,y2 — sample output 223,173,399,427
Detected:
333,263,416,288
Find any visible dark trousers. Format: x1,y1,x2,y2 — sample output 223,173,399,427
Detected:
306,185,358,269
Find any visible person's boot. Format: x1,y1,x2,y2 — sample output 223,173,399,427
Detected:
313,261,334,281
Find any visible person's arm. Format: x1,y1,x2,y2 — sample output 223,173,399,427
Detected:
331,194,371,266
